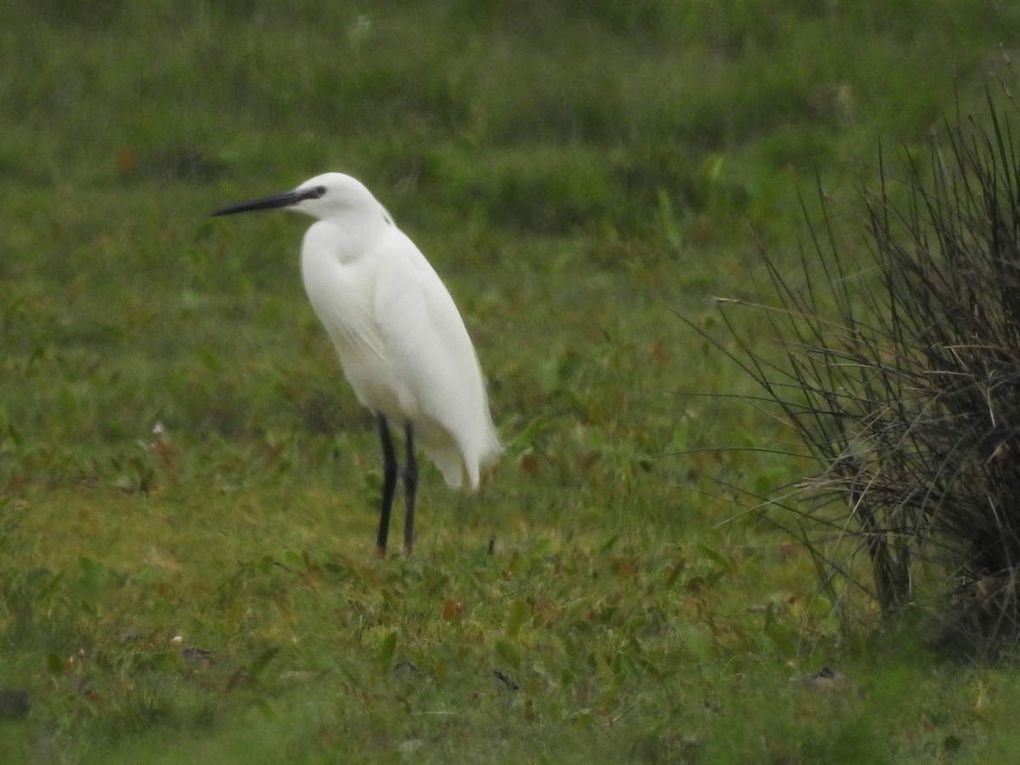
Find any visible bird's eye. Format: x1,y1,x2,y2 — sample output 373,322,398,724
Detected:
314,185,326,197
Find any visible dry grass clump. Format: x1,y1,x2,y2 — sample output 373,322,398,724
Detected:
723,92,1020,658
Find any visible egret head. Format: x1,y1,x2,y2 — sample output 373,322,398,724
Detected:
212,172,387,223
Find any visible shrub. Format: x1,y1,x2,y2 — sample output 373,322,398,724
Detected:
718,91,1020,658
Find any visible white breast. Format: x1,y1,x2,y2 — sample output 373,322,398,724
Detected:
300,221,400,415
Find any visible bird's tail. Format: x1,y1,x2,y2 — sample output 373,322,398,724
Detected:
425,425,500,491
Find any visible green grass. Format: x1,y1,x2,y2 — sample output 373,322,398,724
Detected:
3,0,1020,761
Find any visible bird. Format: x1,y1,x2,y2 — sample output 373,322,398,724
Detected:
211,172,500,557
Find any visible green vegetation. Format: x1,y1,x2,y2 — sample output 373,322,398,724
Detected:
2,1,1020,761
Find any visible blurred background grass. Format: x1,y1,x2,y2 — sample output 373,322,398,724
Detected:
3,1,1020,762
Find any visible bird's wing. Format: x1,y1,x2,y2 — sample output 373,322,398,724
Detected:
373,232,496,484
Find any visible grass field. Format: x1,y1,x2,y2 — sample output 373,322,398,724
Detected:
4,1,1020,762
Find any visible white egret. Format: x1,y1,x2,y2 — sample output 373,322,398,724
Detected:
211,173,500,557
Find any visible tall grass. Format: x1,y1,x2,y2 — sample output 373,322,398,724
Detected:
722,90,1020,657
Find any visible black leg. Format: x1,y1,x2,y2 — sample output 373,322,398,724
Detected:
402,421,418,556
376,414,397,558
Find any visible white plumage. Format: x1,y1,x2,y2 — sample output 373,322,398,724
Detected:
212,172,499,555
297,173,500,488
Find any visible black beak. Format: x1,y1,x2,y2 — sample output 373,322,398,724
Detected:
211,187,320,217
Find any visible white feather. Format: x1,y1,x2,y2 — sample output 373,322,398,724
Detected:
295,173,500,489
